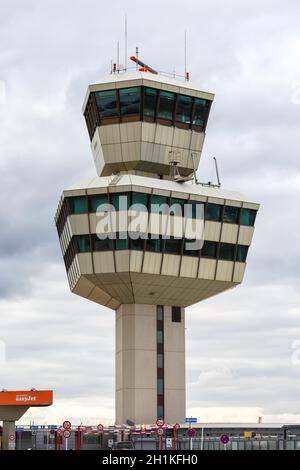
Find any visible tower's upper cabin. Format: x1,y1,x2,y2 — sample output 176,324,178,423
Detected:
83,71,214,178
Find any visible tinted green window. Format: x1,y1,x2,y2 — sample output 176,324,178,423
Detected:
170,198,185,216
175,94,193,124
236,245,248,262
240,208,257,226
158,91,175,120
111,193,130,211
192,98,211,128
130,237,145,250
95,90,118,118
201,241,217,258
115,235,129,250
76,235,91,252
219,243,235,261
205,203,222,222
164,238,182,254
90,194,109,212
119,87,140,116
151,195,169,213
93,235,113,251
191,201,204,219
69,197,88,214
147,237,161,252
224,206,240,224
143,87,158,117
183,239,200,257
132,192,149,208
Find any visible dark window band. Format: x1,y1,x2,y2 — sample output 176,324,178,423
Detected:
84,86,212,141
56,192,257,230
63,232,249,273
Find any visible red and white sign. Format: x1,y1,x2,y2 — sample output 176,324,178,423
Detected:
174,423,180,430
97,424,104,432
156,418,164,428
63,429,71,439
9,434,15,441
63,420,71,430
156,428,164,436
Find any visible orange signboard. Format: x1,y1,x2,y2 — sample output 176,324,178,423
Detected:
0,390,53,407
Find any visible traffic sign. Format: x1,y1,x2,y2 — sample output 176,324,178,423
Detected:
9,434,15,441
220,434,230,445
174,423,180,430
187,428,196,438
63,429,71,439
156,418,164,427
50,429,56,435
63,420,71,430
156,428,164,436
97,424,104,432
166,438,173,448
185,417,197,423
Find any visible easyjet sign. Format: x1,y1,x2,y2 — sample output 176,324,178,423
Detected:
0,390,53,406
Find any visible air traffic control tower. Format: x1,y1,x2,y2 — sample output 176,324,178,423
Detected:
55,58,259,425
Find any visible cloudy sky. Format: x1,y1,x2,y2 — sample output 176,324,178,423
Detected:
1,0,300,425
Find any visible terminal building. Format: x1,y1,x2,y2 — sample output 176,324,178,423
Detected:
55,59,259,425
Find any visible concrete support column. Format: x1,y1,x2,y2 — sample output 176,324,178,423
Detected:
115,304,185,425
2,421,16,450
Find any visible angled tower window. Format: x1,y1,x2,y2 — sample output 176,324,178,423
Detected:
111,192,130,211
119,87,140,116
151,194,169,213
132,191,149,208
92,235,114,251
192,98,211,131
201,241,217,259
95,90,119,118
130,237,145,251
219,243,235,261
236,245,249,262
240,208,257,226
115,234,129,250
205,203,222,222
147,237,162,253
183,239,200,257
76,235,91,253
89,194,109,213
158,91,175,122
143,87,158,119
175,94,193,125
224,206,240,224
164,238,182,255
69,196,88,214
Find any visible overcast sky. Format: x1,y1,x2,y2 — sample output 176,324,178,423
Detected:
1,0,300,425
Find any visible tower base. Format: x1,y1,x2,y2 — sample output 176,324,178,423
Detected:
115,304,185,425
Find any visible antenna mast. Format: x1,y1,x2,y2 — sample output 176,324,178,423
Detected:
213,157,221,187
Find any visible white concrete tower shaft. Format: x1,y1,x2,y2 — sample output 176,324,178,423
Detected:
116,304,185,425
